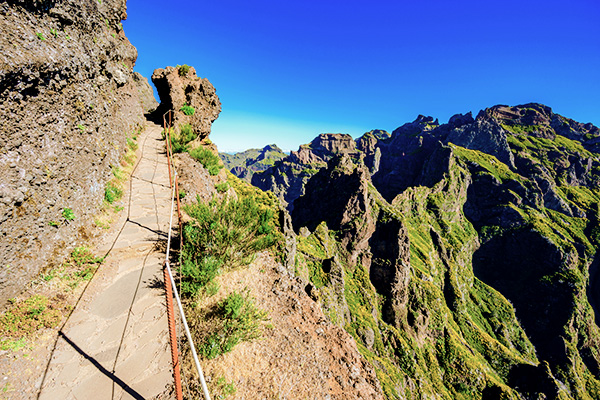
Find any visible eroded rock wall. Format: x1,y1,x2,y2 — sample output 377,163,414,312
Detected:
0,0,149,304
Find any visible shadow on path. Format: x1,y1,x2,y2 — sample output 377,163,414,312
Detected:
126,218,169,239
59,332,146,400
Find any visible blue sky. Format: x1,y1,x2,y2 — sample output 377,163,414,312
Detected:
124,0,600,152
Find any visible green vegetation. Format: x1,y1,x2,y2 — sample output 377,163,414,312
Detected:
169,124,196,153
211,377,237,399
215,182,229,193
180,103,195,116
62,208,75,221
104,181,123,204
126,137,138,151
198,290,269,359
501,123,542,135
190,147,223,175
226,172,280,213
77,124,85,133
36,32,45,41
180,195,279,297
50,28,57,38
95,126,143,228
450,144,522,183
42,246,104,289
0,295,61,345
289,153,552,399
178,64,191,76
507,134,598,185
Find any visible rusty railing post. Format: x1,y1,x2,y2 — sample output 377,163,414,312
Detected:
163,261,183,400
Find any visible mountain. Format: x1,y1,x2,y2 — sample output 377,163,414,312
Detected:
252,130,390,210
220,144,287,182
258,103,600,399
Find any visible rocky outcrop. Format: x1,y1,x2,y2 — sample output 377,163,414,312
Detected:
254,132,388,211
0,0,148,304
289,133,359,165
356,130,390,174
151,65,221,142
132,72,158,114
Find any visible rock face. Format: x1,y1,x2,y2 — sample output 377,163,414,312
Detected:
253,132,389,211
132,72,158,114
151,65,221,142
0,0,148,304
261,103,600,399
220,144,287,182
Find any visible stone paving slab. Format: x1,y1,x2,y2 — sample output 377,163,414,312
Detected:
39,123,175,400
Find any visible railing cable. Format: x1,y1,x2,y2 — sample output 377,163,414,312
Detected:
162,110,211,400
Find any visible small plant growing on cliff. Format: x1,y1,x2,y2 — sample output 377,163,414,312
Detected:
189,148,223,176
215,182,229,193
50,28,57,38
198,289,269,359
180,103,195,116
77,124,85,133
170,124,197,153
178,64,191,76
127,137,138,151
36,32,45,41
62,208,75,221
104,182,123,204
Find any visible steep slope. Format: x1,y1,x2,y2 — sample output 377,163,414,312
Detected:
278,103,600,399
220,144,287,182
151,67,385,398
0,0,153,305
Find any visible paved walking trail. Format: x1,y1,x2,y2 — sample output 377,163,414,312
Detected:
39,123,175,399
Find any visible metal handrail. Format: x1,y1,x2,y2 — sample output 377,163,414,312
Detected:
162,110,211,400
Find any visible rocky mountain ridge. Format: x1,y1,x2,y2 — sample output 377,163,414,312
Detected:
252,130,390,211
220,144,287,182
255,103,600,399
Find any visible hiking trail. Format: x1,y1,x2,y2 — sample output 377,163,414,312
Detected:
39,122,174,400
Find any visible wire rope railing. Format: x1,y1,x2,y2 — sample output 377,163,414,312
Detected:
162,110,211,400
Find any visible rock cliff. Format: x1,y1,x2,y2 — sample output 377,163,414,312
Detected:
0,0,154,304
253,131,389,211
262,103,600,399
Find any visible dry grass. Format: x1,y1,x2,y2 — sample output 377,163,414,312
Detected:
178,251,383,400
94,131,140,229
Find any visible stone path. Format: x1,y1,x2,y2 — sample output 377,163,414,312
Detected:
39,123,175,400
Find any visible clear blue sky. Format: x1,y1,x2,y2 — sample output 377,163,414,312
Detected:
124,0,600,152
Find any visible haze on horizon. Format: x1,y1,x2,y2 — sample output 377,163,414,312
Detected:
124,0,600,153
